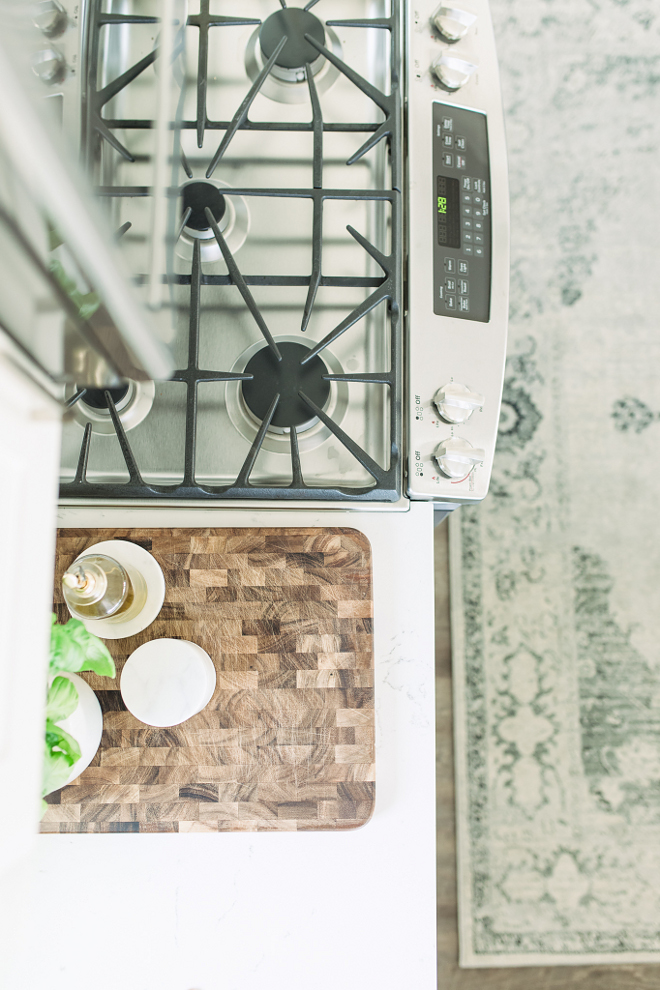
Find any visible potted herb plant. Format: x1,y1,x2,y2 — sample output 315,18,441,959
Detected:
43,614,116,814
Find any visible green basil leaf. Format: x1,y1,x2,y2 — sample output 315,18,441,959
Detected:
42,744,75,797
45,719,82,765
46,676,79,723
50,615,86,672
50,614,115,678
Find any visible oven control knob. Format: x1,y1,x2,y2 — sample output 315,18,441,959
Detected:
434,383,484,424
432,6,477,43
31,46,67,85
31,1,68,38
431,54,477,91
433,437,485,479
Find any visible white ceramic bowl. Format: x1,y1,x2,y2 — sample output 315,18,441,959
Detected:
48,672,103,789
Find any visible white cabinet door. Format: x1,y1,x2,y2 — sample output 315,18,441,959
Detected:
0,342,61,968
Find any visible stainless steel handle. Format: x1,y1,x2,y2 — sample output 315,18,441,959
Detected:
0,37,174,383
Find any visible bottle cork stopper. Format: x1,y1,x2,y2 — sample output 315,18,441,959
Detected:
63,564,92,592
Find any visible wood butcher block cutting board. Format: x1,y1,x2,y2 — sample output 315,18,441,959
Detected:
42,528,374,833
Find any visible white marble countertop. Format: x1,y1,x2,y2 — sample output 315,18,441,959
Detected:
21,502,437,990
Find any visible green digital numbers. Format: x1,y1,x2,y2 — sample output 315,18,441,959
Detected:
437,196,447,214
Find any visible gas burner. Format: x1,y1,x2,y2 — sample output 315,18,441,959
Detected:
245,14,342,104
66,379,155,436
259,8,326,83
176,178,249,263
181,180,226,232
227,335,349,455
242,341,330,434
80,384,130,410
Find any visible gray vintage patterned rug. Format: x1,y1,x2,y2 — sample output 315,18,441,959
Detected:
450,0,660,968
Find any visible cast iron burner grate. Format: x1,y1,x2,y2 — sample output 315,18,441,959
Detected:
62,1,402,502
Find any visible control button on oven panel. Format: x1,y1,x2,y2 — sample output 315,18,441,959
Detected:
432,102,491,322
32,0,68,38
433,437,485,481
434,383,484,425
432,7,478,45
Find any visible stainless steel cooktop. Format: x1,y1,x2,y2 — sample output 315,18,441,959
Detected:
59,0,403,501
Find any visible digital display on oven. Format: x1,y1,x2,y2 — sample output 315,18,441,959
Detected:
437,175,460,248
433,102,491,322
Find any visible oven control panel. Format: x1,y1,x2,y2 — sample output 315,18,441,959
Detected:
406,0,509,506
433,103,491,322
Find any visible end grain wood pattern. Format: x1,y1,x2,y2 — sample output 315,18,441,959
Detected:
42,528,374,833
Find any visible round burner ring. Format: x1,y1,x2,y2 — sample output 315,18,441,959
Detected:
80,383,130,411
241,341,330,432
245,22,342,104
176,178,249,263
181,180,226,233
226,335,348,456
259,8,325,77
66,379,155,436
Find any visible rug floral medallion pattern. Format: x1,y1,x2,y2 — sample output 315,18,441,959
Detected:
450,0,660,967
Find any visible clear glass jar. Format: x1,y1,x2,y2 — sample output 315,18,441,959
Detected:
62,553,144,621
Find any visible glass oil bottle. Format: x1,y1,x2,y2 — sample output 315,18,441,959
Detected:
62,553,146,623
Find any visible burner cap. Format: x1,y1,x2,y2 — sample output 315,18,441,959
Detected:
80,384,130,410
259,8,325,70
241,341,330,430
181,181,226,232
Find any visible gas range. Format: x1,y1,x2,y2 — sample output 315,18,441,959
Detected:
52,0,508,508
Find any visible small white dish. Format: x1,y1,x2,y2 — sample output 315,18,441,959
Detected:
72,539,165,640
48,672,104,788
120,638,217,727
